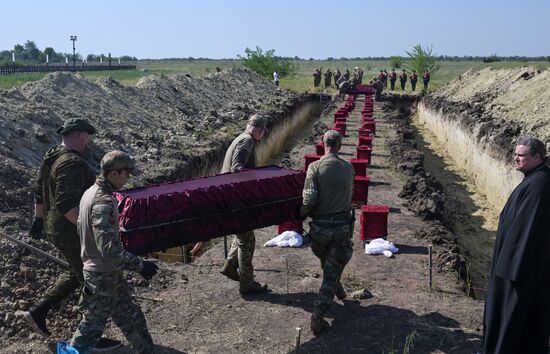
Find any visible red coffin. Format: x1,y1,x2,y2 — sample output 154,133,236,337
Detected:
363,121,376,135
336,117,347,124
350,158,369,176
358,136,373,148
353,176,371,204
315,143,325,155
115,166,306,255
359,205,390,240
358,128,372,138
357,146,372,161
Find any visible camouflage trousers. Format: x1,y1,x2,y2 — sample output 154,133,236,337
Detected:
309,223,353,314
43,232,84,307
226,230,256,286
71,270,153,354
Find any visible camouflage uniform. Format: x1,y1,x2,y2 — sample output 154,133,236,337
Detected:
313,69,322,87
302,149,354,330
71,177,152,354
324,69,332,88
333,70,341,87
221,132,259,287
34,145,95,306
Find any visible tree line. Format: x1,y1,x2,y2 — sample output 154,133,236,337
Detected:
0,40,137,66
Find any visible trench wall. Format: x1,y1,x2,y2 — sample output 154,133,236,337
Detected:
417,101,523,211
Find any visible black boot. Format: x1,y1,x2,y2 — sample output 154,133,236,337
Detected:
22,300,51,337
310,309,329,335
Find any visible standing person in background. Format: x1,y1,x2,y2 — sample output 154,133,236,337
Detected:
273,70,280,87
302,130,354,336
423,70,430,91
389,69,397,90
410,70,418,91
220,114,270,295
333,69,341,87
483,136,550,354
399,70,407,90
324,69,332,88
70,151,158,354
383,69,388,88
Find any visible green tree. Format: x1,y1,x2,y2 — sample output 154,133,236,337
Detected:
389,56,402,69
24,40,42,61
405,44,440,74
238,46,296,78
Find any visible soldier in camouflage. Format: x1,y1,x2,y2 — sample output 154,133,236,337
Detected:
220,114,269,296
302,130,354,335
70,150,158,354
23,119,99,333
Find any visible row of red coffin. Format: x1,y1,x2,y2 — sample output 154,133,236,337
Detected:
279,204,390,241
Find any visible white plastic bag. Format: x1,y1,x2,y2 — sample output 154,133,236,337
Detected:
365,238,398,256
264,231,303,248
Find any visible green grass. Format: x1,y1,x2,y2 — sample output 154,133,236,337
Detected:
1,58,549,92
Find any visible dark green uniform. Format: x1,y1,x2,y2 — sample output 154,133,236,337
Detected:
303,153,354,319
34,145,95,306
221,132,258,287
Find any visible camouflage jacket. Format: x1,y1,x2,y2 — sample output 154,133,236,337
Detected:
78,176,142,272
302,153,354,218
34,145,95,238
221,132,257,173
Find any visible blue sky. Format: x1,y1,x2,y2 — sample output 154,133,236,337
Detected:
3,0,549,59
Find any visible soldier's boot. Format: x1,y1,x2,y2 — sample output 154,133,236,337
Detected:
335,284,347,300
94,337,123,352
220,260,240,281
239,281,268,295
310,310,330,336
22,300,51,337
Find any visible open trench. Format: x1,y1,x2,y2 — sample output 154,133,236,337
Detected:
411,100,523,297
156,98,326,261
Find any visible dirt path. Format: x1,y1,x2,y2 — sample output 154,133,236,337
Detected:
3,96,484,354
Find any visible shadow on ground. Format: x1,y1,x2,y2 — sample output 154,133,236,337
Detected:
249,292,481,354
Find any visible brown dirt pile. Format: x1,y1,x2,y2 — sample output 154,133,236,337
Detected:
0,69,314,344
426,66,550,160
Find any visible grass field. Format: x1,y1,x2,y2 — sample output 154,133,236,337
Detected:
1,59,549,92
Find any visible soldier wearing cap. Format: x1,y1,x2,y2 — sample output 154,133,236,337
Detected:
302,130,354,335
22,120,99,332
70,150,157,354
220,114,269,295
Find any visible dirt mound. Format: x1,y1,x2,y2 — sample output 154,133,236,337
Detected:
428,67,550,159
0,68,308,219
0,69,316,343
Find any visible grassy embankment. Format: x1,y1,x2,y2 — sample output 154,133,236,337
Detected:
1,59,549,91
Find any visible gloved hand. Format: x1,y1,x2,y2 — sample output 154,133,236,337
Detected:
139,260,158,280
29,217,44,240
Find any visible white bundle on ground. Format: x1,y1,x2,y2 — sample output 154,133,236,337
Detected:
264,231,303,248
365,238,399,257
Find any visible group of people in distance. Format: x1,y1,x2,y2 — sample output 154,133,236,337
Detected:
384,68,430,91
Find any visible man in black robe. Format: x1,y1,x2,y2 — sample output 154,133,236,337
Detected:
483,136,550,354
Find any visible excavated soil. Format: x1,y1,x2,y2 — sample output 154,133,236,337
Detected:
415,67,550,298
1,85,485,353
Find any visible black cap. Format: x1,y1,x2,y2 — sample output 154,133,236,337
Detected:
56,118,97,135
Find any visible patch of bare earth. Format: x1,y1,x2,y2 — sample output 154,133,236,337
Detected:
4,94,485,354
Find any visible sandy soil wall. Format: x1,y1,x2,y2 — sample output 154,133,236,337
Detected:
417,102,523,211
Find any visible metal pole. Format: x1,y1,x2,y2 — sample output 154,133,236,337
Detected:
428,245,433,291
223,235,228,259
0,230,68,268
70,35,77,68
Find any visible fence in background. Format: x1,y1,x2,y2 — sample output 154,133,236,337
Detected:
0,64,137,75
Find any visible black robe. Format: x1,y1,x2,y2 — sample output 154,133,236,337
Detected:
483,163,550,354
